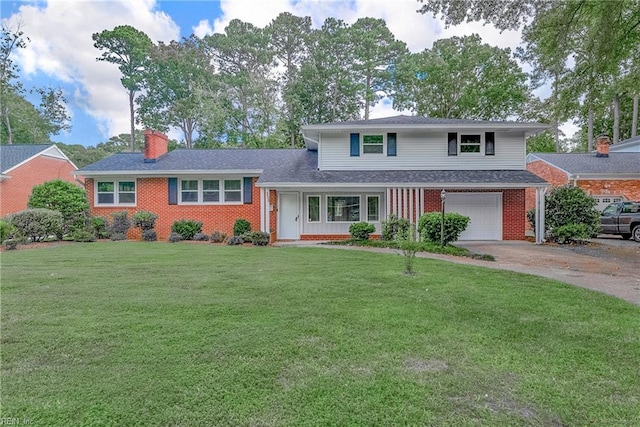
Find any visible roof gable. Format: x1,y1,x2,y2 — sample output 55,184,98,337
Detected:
0,144,63,173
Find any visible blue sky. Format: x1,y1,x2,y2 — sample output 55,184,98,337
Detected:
2,0,559,148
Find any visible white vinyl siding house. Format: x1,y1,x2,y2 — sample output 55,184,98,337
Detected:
318,131,526,171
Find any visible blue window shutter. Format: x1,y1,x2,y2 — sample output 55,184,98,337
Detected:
448,132,458,156
243,177,253,204
350,133,360,156
387,133,397,156
168,178,178,205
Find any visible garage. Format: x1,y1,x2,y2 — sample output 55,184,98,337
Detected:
445,193,502,240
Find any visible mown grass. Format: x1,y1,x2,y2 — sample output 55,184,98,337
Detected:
1,242,639,426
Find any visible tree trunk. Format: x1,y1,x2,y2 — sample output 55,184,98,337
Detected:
2,106,13,145
632,93,639,137
612,94,620,144
129,90,135,152
587,106,594,151
553,71,560,152
364,73,371,120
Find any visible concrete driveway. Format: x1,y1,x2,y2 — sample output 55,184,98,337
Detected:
453,238,640,305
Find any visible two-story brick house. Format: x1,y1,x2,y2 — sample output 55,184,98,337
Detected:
77,116,550,242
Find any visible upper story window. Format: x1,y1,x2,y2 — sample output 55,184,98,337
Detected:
96,179,136,206
363,134,384,154
179,178,241,204
448,132,495,156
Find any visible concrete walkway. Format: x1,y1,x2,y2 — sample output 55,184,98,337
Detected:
274,240,640,306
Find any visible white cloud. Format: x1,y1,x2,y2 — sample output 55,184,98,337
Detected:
3,0,179,140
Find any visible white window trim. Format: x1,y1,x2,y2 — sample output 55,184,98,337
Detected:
306,195,321,223
95,178,137,206
362,134,385,155
326,194,361,223
178,177,242,205
366,194,381,222
459,134,483,155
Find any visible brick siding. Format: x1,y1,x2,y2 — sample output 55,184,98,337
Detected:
86,177,262,240
0,155,79,216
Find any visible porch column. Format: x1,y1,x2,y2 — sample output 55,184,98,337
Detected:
535,186,547,244
260,187,268,232
386,188,391,220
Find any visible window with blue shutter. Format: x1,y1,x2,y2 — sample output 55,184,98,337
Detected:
350,133,360,156
243,177,253,204
387,133,397,156
168,178,178,205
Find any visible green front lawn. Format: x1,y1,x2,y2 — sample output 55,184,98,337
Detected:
1,242,638,425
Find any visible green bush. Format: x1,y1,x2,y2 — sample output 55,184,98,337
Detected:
171,219,203,240
91,216,109,239
0,218,15,241
550,223,589,244
381,214,411,240
142,229,157,242
210,231,226,243
132,211,158,232
28,179,89,237
71,227,96,242
349,222,376,240
544,186,600,242
227,236,244,245
3,238,19,250
233,219,251,236
10,208,63,242
193,232,209,241
108,211,131,238
418,212,470,245
251,231,270,246
168,232,183,243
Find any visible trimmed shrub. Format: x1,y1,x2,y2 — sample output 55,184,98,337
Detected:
210,231,226,243
550,223,589,244
132,211,158,232
381,214,411,241
110,233,127,241
3,238,19,250
227,235,244,245
0,218,15,241
91,216,109,239
171,219,202,240
168,232,183,243
241,232,253,243
71,227,96,242
233,219,251,236
193,232,208,241
418,212,470,245
251,231,270,246
142,229,157,242
544,186,600,243
28,179,89,237
349,222,376,240
109,211,131,238
10,208,63,242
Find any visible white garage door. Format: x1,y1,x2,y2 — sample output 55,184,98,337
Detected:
446,193,502,240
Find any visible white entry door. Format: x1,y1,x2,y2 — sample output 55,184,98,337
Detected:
446,193,502,240
278,192,299,239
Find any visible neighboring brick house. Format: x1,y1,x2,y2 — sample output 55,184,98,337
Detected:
526,137,640,212
77,117,551,242
0,144,80,217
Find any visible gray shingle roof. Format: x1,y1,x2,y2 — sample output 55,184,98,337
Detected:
258,150,548,186
76,148,304,173
0,144,54,173
528,152,640,175
317,115,525,126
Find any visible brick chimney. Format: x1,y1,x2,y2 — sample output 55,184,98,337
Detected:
143,130,168,163
595,135,611,158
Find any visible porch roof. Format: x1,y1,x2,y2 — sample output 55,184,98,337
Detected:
258,150,549,188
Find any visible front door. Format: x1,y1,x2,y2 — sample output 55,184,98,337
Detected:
278,192,299,239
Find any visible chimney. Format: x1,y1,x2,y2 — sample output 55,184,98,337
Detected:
595,134,611,158
143,130,168,163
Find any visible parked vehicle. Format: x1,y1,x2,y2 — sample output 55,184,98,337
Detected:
600,202,640,242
